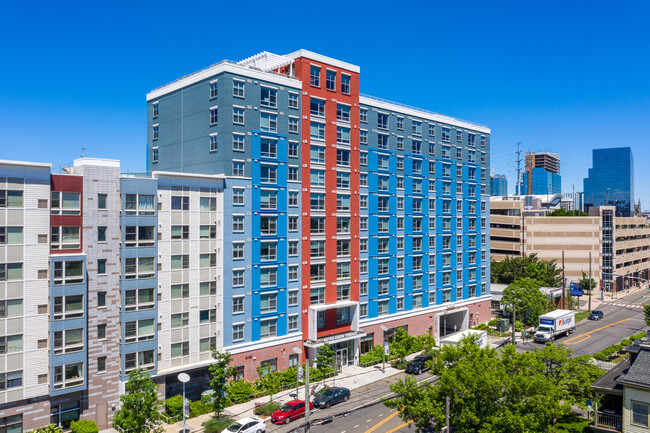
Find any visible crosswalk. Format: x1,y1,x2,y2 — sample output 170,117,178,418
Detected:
608,302,645,309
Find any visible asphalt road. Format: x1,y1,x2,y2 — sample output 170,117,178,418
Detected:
264,371,434,433
518,288,649,356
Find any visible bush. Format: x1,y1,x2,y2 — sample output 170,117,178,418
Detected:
613,344,624,352
190,400,212,418
34,425,64,433
630,332,646,341
204,418,234,433
254,401,281,416
165,394,184,419
392,360,408,370
602,347,616,357
360,345,384,365
487,319,498,327
473,323,488,330
417,333,436,352
515,321,524,332
226,379,255,404
593,353,607,361
70,421,98,433
621,338,633,346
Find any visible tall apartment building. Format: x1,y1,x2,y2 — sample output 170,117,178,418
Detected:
490,173,507,196
520,152,561,195
584,147,634,217
146,49,492,371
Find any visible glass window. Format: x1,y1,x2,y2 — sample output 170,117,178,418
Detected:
326,70,336,91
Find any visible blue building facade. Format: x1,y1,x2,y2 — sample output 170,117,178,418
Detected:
521,168,561,195
491,174,508,196
584,147,634,217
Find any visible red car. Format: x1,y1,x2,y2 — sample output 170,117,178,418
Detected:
271,399,314,424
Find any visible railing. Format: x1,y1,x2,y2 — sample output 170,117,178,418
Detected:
359,93,489,130
596,412,622,430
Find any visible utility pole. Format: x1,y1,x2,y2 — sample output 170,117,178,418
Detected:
562,251,566,309
562,250,566,310
515,142,522,196
304,355,311,433
512,303,516,345
589,252,592,311
445,396,450,432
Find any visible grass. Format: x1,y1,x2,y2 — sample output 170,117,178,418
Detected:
575,311,590,322
253,401,281,416
203,418,234,433
554,415,592,433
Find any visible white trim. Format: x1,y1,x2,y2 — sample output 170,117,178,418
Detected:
225,332,303,355
209,105,218,110
260,109,278,115
360,96,491,134
209,132,218,137
285,49,360,73
152,171,224,180
233,104,246,109
260,83,278,90
147,62,301,101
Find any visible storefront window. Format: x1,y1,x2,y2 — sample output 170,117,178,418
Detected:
51,402,80,428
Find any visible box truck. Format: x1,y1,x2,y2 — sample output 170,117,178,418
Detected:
533,309,576,343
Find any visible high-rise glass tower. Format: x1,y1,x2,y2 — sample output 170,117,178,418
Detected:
584,147,634,216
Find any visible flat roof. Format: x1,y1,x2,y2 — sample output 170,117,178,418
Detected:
285,49,360,73
0,159,52,169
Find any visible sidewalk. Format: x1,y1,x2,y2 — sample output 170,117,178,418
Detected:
577,283,648,311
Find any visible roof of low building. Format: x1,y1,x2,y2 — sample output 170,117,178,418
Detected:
622,349,650,389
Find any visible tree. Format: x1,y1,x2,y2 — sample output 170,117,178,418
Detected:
209,349,236,417
500,277,547,326
34,425,63,433
644,304,650,327
383,338,602,433
547,209,588,217
578,271,597,294
315,343,335,372
113,369,164,433
491,254,562,287
255,367,282,400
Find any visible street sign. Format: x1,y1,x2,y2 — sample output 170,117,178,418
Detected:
570,283,583,297
384,341,390,355
184,398,190,417
297,365,303,381
586,399,593,410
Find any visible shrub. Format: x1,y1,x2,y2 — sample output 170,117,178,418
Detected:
630,332,646,341
165,394,184,419
204,418,234,433
473,323,488,330
593,353,607,361
487,319,498,327
621,338,633,346
417,333,436,352
515,321,524,332
226,379,255,404
392,360,408,370
190,400,212,418
602,347,616,357
34,425,64,433
70,420,98,433
253,401,281,416
360,345,384,365
613,344,624,352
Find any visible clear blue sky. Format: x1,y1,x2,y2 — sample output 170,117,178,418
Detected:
2,1,649,206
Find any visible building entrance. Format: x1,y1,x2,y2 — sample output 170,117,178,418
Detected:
331,340,355,367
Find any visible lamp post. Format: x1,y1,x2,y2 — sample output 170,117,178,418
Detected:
293,347,302,399
380,325,388,373
303,347,311,433
177,373,190,433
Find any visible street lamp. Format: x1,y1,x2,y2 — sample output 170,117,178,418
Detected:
380,325,388,373
177,373,190,433
299,346,311,432
293,347,302,399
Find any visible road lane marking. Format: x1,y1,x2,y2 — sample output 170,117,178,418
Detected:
354,425,359,429
379,413,384,417
364,410,401,433
564,318,630,345
367,419,373,422
385,420,414,433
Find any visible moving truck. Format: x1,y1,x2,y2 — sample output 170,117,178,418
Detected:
533,310,576,343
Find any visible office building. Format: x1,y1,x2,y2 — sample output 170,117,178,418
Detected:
146,49,492,372
584,147,634,217
520,152,561,195
490,173,507,196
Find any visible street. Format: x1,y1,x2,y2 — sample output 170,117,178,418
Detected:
264,371,434,433
519,288,649,356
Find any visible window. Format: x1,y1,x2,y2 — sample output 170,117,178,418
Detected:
360,195,368,208
51,226,80,249
337,194,350,211
98,291,107,306
360,216,368,230
232,296,244,314
360,173,368,186
260,318,277,339
260,138,277,158
53,363,83,389
289,92,299,108
336,104,350,122
456,130,462,142
378,300,389,316
337,307,351,325
97,226,107,242
442,127,450,142
310,122,325,140
232,133,245,152
377,133,389,149
52,296,81,320
377,113,388,129
260,267,277,286
288,117,299,133
632,401,649,427
97,324,107,340
53,261,84,285
200,253,217,268
396,117,404,130
98,356,106,372
260,292,277,313
360,108,368,122
412,140,421,154
360,151,368,165
337,149,350,166
429,124,436,136
233,80,244,97
288,166,298,181
233,269,245,287
337,172,350,188
337,127,350,144
288,289,299,305
200,309,217,324
288,190,299,206
260,87,277,108
288,315,299,331
0,335,22,354
153,125,159,140
124,288,154,311
171,196,189,210
310,169,325,187
412,120,422,136
337,262,350,279
310,65,320,86
210,107,218,125
125,194,155,215
260,190,277,209
311,193,325,210
341,74,350,94
168,225,188,241
360,130,367,144
260,112,277,132
311,287,325,304
397,156,404,170
232,215,245,232
232,242,245,259
171,342,189,358
210,81,218,98
51,192,80,215
397,297,404,310
209,134,218,152
261,216,277,235
171,254,189,270
200,337,217,353
260,241,277,260
360,303,368,317
124,257,155,279
0,190,22,208
97,193,107,210
326,70,336,90
232,323,244,341
360,260,368,273
124,350,154,373
288,216,298,231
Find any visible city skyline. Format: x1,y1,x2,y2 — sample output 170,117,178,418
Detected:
1,2,650,207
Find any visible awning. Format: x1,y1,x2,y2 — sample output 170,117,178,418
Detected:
304,331,366,348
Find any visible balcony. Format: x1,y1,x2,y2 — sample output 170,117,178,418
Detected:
593,412,621,431
306,300,360,343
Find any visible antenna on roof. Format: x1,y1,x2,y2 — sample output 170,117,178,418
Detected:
81,147,87,158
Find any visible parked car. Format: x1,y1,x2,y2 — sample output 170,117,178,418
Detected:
226,416,266,433
313,386,350,408
271,399,314,424
588,310,604,321
405,354,434,375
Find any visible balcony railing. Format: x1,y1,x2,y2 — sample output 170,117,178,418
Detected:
596,412,622,431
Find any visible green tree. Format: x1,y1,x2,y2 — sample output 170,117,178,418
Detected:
491,254,562,287
255,368,282,400
383,339,602,433
113,369,164,433
644,304,650,327
315,343,335,372
501,277,547,325
547,209,589,217
578,271,597,294
70,420,98,433
209,349,236,417
34,425,64,433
